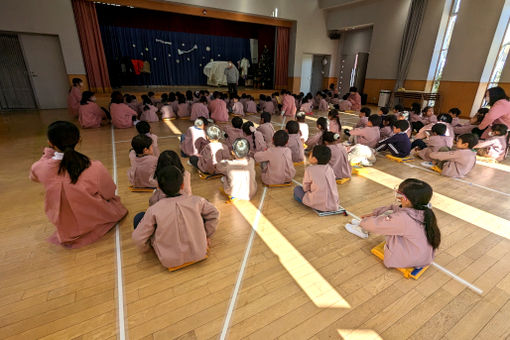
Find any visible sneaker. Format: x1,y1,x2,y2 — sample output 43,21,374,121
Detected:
345,223,368,239
351,219,360,225
187,160,192,166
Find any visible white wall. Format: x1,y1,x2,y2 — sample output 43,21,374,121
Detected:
168,0,339,77
0,0,85,75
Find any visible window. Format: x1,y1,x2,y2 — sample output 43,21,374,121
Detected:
487,19,510,89
430,0,462,95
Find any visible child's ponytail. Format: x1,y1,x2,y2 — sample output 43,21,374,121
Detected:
48,121,90,184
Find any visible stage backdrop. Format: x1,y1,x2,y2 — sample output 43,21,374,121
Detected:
100,25,251,86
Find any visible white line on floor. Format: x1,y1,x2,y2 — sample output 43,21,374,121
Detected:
115,135,176,143
111,125,127,340
219,186,268,340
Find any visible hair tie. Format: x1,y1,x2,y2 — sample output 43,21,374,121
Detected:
333,133,340,140
424,202,432,209
249,126,256,133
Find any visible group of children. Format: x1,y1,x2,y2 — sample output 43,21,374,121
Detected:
46,84,508,273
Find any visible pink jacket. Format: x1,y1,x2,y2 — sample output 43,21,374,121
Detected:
132,195,219,268
110,103,137,129
327,143,351,179
422,114,438,126
160,104,175,120
181,126,206,157
429,149,476,178
147,133,160,158
361,204,434,268
264,101,275,114
416,135,452,161
302,164,339,212
141,104,159,122
254,147,296,185
197,141,231,174
78,102,105,129
209,99,229,122
128,151,158,188
224,126,245,149
190,102,209,121
380,126,393,140
306,131,324,149
30,148,127,248
245,100,258,113
257,122,275,145
479,99,510,131
348,93,361,111
216,158,257,200
329,119,341,134
300,102,313,114
319,99,329,112
355,116,369,129
67,86,81,117
149,170,192,206
475,135,507,161
454,124,476,135
350,126,380,148
339,100,352,112
177,103,191,118
232,102,244,116
244,131,267,157
287,133,305,162
415,122,454,146
281,94,297,117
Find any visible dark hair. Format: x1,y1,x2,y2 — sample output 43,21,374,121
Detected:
80,91,94,105
312,145,331,164
232,116,243,129
124,94,133,103
383,114,398,127
199,96,207,104
273,130,289,147
368,114,382,127
349,87,358,92
186,90,193,101
154,150,184,179
322,131,340,144
487,86,509,106
422,106,433,114
178,94,186,104
259,94,266,100
394,120,410,131
492,123,508,136
111,91,124,104
448,108,461,117
458,133,479,148
437,113,452,124
286,120,299,134
157,165,183,196
265,96,272,102
131,134,153,154
242,121,257,146
328,109,342,130
168,93,176,102
261,112,271,123
380,107,389,115
316,117,328,131
431,123,447,135
47,121,90,184
148,91,155,97
141,95,152,110
136,121,151,135
394,104,404,112
399,178,440,249
72,77,82,86
161,93,168,102
320,93,327,99
360,107,371,117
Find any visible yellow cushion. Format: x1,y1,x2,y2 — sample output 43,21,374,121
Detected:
371,241,429,280
198,171,223,180
431,165,442,173
385,154,412,163
476,155,498,164
128,186,154,192
336,178,350,184
168,254,208,272
266,182,292,187
293,161,305,166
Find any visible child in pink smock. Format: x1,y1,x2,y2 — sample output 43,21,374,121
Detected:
347,178,440,269
128,134,158,188
286,121,305,163
189,125,231,174
257,112,275,145
231,96,244,116
209,93,229,122
245,96,258,114
281,90,297,118
132,166,219,269
78,91,107,129
413,124,452,161
354,107,370,128
140,96,159,122
318,93,329,113
67,78,83,117
429,133,478,178
254,130,296,185
306,117,328,151
224,116,245,149
177,95,191,118
264,96,276,115
190,97,209,121
30,121,127,248
323,132,351,180
349,114,382,149
328,109,342,134
110,93,138,129
136,121,160,158
242,121,267,157
293,145,339,212
474,124,508,161
180,118,208,157
380,114,397,140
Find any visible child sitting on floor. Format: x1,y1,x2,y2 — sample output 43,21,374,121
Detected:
264,96,276,115
429,133,478,178
306,117,328,150
190,96,209,121
132,166,219,269
296,111,309,143
456,108,488,136
354,107,370,128
216,138,257,200
448,108,462,127
413,123,452,161
257,112,275,145
224,116,245,148
231,95,244,116
421,106,437,126
346,178,440,269
136,121,160,158
349,114,382,149
378,107,389,116
189,125,230,175
128,134,158,188
242,121,267,156
294,145,339,212
140,95,159,122
328,109,342,134
245,96,258,114
286,121,305,163
318,93,329,112
254,130,296,186
474,124,508,162
375,120,412,158
149,150,192,206
323,131,351,180
380,114,397,140
180,118,208,157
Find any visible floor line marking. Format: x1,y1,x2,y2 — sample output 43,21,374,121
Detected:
111,125,127,340
115,135,175,143
219,186,268,340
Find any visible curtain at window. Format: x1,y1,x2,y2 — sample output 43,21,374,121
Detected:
72,0,111,93
394,0,428,94
275,26,290,89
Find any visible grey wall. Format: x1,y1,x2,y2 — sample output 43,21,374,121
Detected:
0,0,85,75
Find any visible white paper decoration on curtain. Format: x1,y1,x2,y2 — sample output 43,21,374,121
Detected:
140,52,143,55
132,44,136,47
187,57,190,61
210,58,214,62
176,60,180,63
199,64,202,67
145,47,149,51
218,54,221,57
168,54,171,57
153,57,157,61
182,43,185,46
205,46,211,51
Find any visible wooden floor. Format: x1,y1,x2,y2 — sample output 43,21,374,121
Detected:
1,107,510,340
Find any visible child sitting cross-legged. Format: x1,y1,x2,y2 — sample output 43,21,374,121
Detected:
323,131,351,181
428,133,478,178
474,123,508,162
375,120,412,158
349,114,382,149
293,145,339,212
286,121,305,163
413,123,453,162
189,125,230,175
254,130,296,186
128,134,158,188
132,165,219,270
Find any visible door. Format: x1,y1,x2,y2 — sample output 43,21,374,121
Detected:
0,33,37,109
300,54,313,94
310,55,324,95
19,34,69,109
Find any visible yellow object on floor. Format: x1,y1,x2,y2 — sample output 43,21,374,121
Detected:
293,161,305,166
336,178,350,184
128,186,155,192
476,155,498,164
179,117,190,120
219,187,236,202
352,167,366,175
431,165,442,173
265,182,292,187
385,154,412,163
198,171,223,180
168,254,208,272
371,241,429,280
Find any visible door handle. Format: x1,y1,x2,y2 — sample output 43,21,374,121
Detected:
31,73,38,77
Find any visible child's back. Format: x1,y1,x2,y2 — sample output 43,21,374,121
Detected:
350,126,380,148
303,164,338,212
379,125,393,140
475,135,507,161
216,158,257,200
254,146,296,185
257,122,275,145
197,141,230,174
149,170,192,206
327,143,351,179
128,150,158,187
287,133,305,162
355,116,368,128
246,100,257,114
181,125,207,157
132,194,218,268
429,148,476,178
416,135,451,161
141,104,159,122
190,102,209,121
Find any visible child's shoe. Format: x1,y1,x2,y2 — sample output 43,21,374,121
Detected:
345,223,368,239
